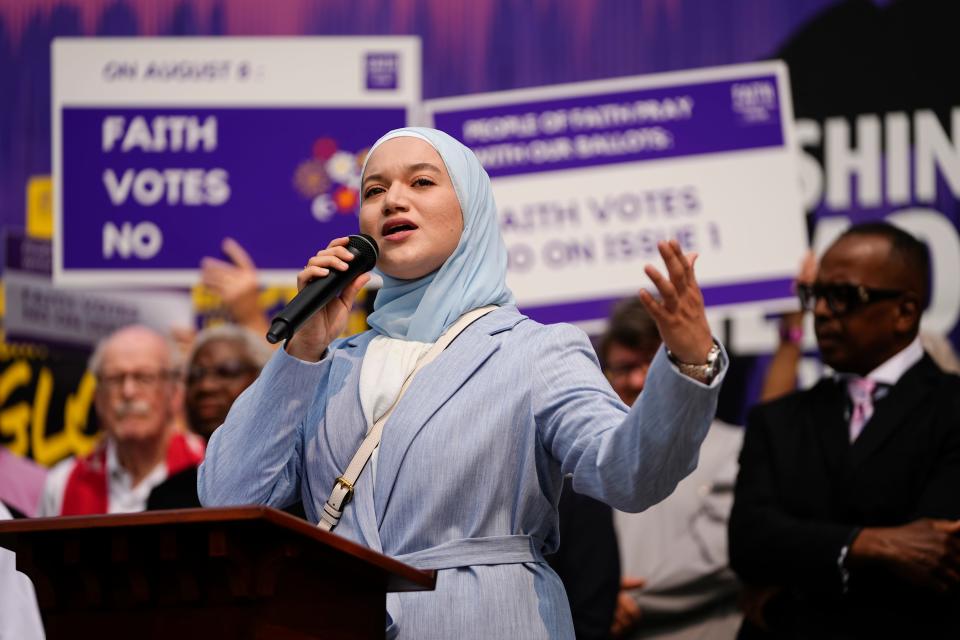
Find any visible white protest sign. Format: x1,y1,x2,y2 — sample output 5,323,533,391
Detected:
425,62,806,324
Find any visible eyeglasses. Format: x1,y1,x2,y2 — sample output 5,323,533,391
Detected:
186,361,256,385
797,282,904,315
97,370,173,391
604,361,651,382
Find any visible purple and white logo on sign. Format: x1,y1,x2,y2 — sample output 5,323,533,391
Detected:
365,53,399,90
730,80,779,123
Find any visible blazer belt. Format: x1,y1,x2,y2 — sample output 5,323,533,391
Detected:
391,534,545,571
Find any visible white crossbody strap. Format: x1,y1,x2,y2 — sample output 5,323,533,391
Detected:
318,305,497,531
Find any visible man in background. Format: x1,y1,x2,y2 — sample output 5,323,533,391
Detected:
38,325,204,516
604,298,743,639
730,222,960,636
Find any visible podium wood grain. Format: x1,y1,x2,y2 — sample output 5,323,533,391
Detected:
0,506,435,639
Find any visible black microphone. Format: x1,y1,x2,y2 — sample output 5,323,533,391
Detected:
266,234,379,344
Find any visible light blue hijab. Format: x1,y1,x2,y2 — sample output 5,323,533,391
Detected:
363,127,515,342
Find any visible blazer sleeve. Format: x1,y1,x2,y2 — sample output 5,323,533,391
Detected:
531,323,725,513
198,345,334,509
728,403,855,591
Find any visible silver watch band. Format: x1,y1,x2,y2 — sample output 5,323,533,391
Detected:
666,341,721,384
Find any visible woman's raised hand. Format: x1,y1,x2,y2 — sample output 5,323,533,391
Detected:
285,237,371,362
638,239,714,364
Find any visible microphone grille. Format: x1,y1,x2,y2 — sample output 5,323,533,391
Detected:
347,234,379,268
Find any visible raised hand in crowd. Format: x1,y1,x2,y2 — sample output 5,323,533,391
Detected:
200,237,270,336
760,249,816,402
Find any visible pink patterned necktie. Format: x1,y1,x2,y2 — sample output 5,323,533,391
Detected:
847,377,877,442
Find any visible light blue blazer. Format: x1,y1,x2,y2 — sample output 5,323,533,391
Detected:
199,306,725,639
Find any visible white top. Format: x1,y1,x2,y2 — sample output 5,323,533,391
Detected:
0,503,46,639
38,438,171,516
866,335,924,386
104,439,170,513
358,336,434,480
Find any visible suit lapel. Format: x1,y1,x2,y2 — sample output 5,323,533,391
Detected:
323,332,382,550
811,379,851,480
372,309,521,526
848,356,937,470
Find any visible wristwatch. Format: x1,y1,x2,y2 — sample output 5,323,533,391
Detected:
666,341,721,384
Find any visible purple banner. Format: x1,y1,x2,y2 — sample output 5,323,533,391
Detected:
60,106,406,272
432,75,783,178
520,277,794,325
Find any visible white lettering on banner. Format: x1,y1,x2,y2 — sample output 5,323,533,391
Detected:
730,81,777,122
731,81,775,110
463,113,540,143
102,168,230,206
101,115,218,153
915,111,960,202
573,128,673,157
825,115,882,209
472,128,672,169
885,112,910,205
102,221,163,260
567,98,693,130
796,119,823,211
461,97,694,143
800,108,960,211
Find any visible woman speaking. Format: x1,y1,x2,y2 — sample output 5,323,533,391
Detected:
199,127,725,639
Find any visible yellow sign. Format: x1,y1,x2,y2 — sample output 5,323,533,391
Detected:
0,347,99,467
26,176,53,240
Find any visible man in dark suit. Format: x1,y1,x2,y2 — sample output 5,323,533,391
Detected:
729,222,960,637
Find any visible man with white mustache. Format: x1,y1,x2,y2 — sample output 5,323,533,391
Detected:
38,325,204,516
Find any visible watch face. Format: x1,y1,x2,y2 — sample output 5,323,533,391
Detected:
706,343,720,364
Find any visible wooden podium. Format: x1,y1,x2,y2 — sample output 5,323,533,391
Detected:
0,506,435,639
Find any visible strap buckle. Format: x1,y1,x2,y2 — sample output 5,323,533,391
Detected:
333,476,354,506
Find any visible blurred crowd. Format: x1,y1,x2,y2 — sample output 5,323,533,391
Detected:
3,220,960,639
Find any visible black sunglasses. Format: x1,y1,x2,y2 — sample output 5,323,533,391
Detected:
797,282,904,315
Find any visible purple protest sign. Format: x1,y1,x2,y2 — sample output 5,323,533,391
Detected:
58,107,405,278
432,75,783,178
52,38,421,287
